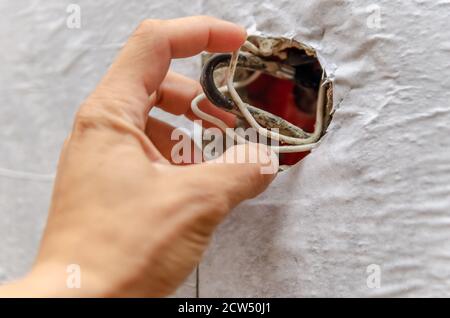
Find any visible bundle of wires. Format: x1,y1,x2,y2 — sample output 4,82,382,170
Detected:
191,41,328,154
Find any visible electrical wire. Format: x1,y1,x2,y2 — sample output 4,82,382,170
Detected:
191,80,320,154
191,40,328,154
226,45,326,146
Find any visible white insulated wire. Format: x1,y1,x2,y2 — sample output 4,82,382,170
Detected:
226,46,325,146
191,83,319,154
191,41,327,153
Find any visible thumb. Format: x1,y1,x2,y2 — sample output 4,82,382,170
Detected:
195,143,279,207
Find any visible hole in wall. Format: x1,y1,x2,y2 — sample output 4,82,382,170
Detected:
239,36,333,167
201,35,334,168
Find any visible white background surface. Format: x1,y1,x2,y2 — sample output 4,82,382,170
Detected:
0,0,449,297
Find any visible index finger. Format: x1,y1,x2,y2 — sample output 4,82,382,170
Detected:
94,16,246,126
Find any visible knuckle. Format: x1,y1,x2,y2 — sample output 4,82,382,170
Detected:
134,19,161,36
131,19,168,57
72,104,105,134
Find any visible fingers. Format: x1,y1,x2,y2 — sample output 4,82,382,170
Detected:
93,16,246,127
187,143,279,209
150,72,236,128
145,70,241,164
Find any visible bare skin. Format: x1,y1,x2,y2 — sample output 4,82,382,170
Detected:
0,16,277,297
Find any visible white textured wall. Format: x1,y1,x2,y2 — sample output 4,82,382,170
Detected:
0,0,449,297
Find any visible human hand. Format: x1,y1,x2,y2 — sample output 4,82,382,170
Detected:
0,16,277,297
